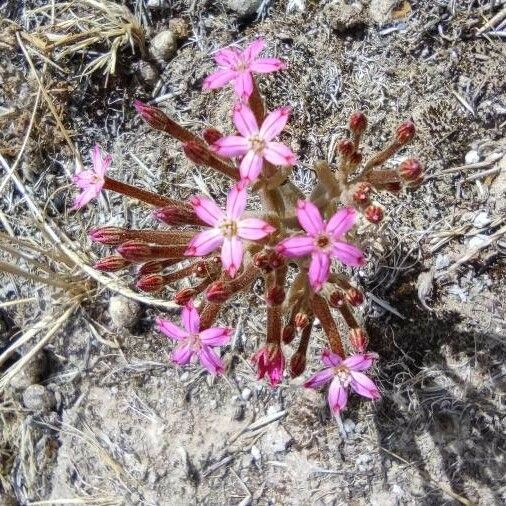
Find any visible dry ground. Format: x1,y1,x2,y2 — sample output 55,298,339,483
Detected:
1,1,505,505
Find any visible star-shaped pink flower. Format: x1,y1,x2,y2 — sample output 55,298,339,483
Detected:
276,202,365,291
156,301,232,375
72,144,111,209
212,103,296,184
304,350,380,415
203,38,286,99
185,184,275,277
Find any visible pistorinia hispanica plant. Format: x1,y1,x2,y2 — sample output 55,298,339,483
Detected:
71,39,424,417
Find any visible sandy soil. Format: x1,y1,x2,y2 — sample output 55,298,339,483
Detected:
1,1,505,505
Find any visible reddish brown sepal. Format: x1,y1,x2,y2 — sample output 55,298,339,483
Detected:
94,255,130,272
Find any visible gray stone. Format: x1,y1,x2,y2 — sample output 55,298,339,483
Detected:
369,0,402,25
324,1,365,32
9,352,47,390
137,60,159,87
241,387,252,401
22,384,56,412
109,295,141,329
225,0,262,18
149,30,177,63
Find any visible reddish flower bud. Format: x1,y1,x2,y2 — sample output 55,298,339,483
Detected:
349,112,367,134
294,312,309,330
117,240,152,262
364,205,384,224
398,159,423,181
385,181,402,193
89,227,125,246
266,286,285,306
206,281,231,303
134,100,171,131
183,141,213,166
94,255,130,272
352,182,371,203
282,324,296,344
289,351,307,378
153,206,203,226
328,290,346,308
253,251,272,272
338,139,355,157
346,287,364,306
395,120,415,144
202,128,223,145
138,260,164,276
174,287,195,305
350,328,368,352
136,274,165,292
350,151,363,166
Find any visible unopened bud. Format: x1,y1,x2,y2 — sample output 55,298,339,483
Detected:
89,226,124,245
282,324,296,344
153,205,203,226
94,255,130,272
174,287,195,305
338,139,355,157
346,287,364,306
290,351,307,378
137,274,165,292
349,112,367,134
294,312,309,330
183,141,212,165
138,260,164,276
134,100,171,131
364,205,384,224
352,182,371,203
328,290,346,308
395,120,415,144
206,281,231,303
266,286,285,306
350,328,368,352
398,159,423,181
117,240,152,262
202,128,223,145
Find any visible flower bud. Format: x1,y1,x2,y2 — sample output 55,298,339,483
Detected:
328,289,346,308
94,255,130,272
395,120,415,144
117,240,152,262
349,112,367,134
350,328,368,353
134,100,171,131
289,351,307,378
136,274,165,292
202,128,223,145
338,139,355,157
206,281,231,303
153,205,203,226
174,287,195,305
352,182,371,203
266,286,285,306
294,312,309,330
364,205,384,224
282,324,296,344
398,159,423,182
138,260,164,276
346,287,364,306
89,226,124,245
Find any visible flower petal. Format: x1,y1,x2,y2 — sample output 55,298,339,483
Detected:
350,371,380,400
331,241,365,267
73,170,96,189
172,343,193,365
322,348,342,367
264,141,297,166
343,353,377,372
326,207,357,238
234,71,254,99
328,378,348,414
92,144,112,177
203,69,237,90
259,107,291,141
221,236,243,278
185,228,223,256
303,367,334,389
308,251,330,291
243,38,265,63
237,218,275,240
250,58,286,74
190,196,224,226
156,318,187,341
275,235,314,257
214,48,239,67
226,184,247,221
198,345,224,375
233,103,259,137
212,135,250,158
72,186,100,210
200,327,232,346
182,301,200,334
239,150,263,182
296,200,324,235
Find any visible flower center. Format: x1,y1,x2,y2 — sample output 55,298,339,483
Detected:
187,333,202,351
249,135,266,154
334,365,351,387
220,219,238,238
235,59,248,72
315,233,332,251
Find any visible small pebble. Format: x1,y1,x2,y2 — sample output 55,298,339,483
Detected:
473,211,491,228
251,444,261,462
109,295,142,329
22,384,56,412
467,235,488,249
465,150,480,165
137,60,159,87
149,30,177,63
343,418,356,434
9,352,47,391
241,387,252,401
225,0,262,17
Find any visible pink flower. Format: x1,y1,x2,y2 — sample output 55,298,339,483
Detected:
185,184,275,277
72,144,111,209
203,38,286,99
156,301,232,375
276,202,365,291
212,103,296,183
252,344,285,386
304,350,380,415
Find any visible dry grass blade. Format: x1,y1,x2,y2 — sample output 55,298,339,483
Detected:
28,498,122,506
